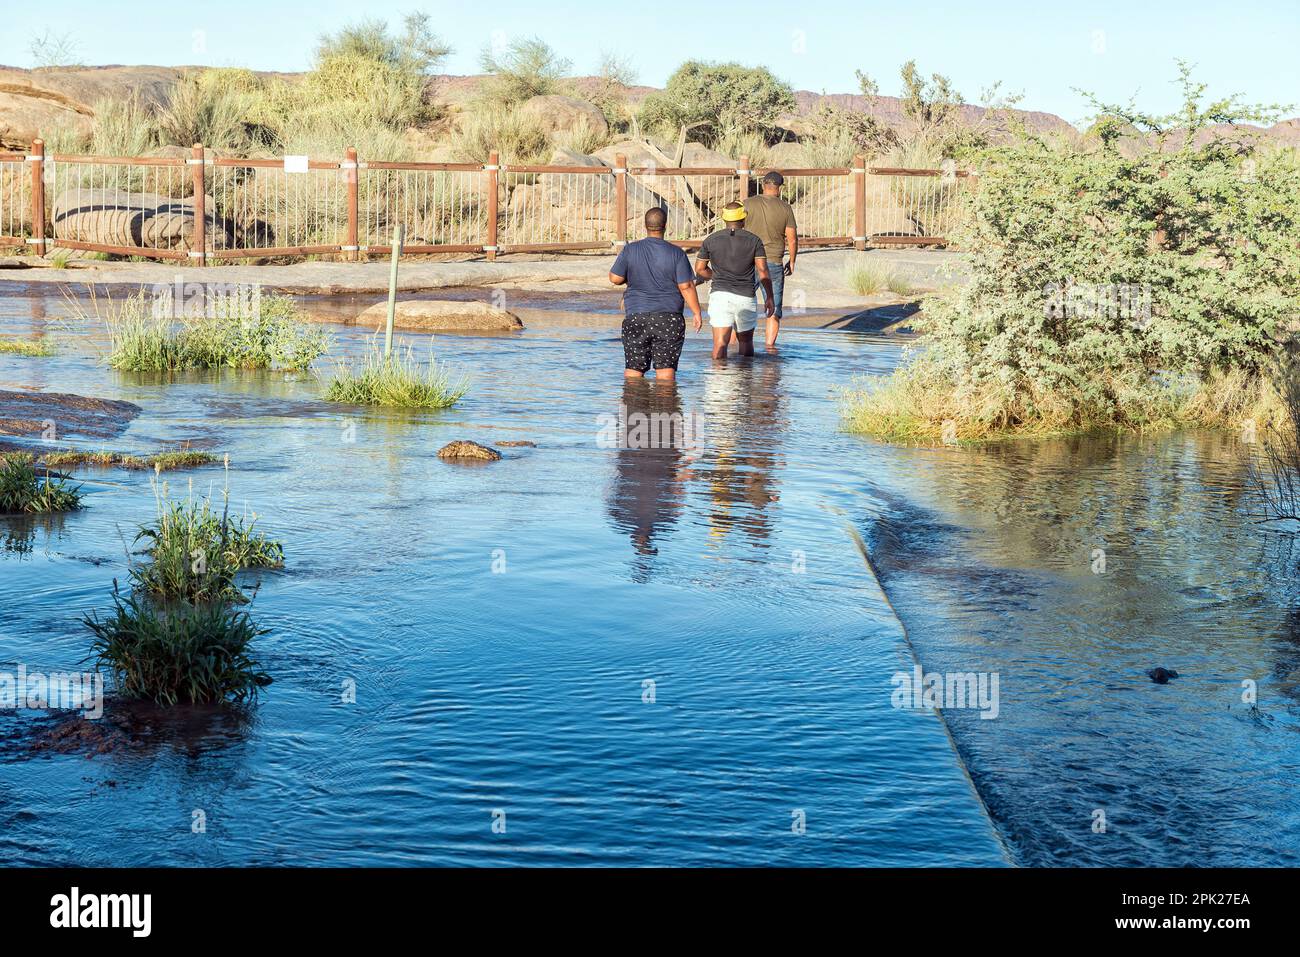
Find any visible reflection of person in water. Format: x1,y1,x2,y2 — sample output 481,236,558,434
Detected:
696,356,785,548
605,379,694,579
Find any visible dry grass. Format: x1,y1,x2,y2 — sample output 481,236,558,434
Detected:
0,338,55,357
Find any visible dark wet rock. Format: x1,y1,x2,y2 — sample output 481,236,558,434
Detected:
437,440,502,462
28,717,141,756
497,440,536,448
1147,667,1180,684
0,389,140,441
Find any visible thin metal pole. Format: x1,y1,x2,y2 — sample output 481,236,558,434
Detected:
384,223,404,359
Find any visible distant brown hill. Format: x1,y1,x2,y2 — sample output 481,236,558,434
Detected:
1,64,1296,154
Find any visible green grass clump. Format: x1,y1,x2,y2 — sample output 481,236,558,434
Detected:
85,586,270,705
131,475,284,605
0,338,55,357
102,293,330,373
846,257,914,297
0,455,83,514
324,340,466,409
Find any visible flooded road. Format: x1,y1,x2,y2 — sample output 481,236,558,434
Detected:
1,282,1296,867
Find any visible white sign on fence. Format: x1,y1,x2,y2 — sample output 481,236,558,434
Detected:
283,155,310,174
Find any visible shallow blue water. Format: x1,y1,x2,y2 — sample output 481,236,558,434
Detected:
0,287,1005,866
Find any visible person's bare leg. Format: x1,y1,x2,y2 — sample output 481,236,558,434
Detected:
624,368,645,379
765,317,780,349
737,330,756,357
712,327,732,360
654,368,677,382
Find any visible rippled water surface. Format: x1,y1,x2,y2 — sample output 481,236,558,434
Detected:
0,285,1002,867
1,283,1297,867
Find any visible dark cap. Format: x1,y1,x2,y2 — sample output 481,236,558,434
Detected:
762,170,784,186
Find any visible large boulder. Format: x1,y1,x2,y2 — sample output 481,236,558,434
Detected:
51,189,232,251
517,95,608,142
356,299,523,332
0,66,179,148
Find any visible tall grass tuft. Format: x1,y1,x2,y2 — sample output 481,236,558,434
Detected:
845,257,914,296
0,454,83,514
450,106,552,165
132,472,284,605
85,586,270,705
324,339,466,409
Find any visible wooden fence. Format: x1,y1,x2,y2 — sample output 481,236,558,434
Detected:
0,141,973,263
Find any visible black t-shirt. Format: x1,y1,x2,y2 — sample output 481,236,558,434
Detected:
697,228,766,297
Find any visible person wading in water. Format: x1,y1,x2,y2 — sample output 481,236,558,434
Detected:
609,207,704,382
694,202,774,359
741,171,797,349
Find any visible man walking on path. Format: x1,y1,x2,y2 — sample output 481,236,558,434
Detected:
741,171,797,349
695,202,774,360
609,207,704,381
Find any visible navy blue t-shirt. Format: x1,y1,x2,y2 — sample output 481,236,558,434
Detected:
611,237,694,316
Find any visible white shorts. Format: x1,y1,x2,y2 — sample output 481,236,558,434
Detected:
707,290,757,334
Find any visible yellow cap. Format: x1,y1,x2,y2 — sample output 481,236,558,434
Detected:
721,204,746,222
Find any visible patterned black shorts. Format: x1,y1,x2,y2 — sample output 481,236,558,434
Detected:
622,311,686,372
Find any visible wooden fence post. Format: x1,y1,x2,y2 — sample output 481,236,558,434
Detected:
853,154,867,251
29,138,45,256
737,154,750,202
485,150,499,261
345,146,359,262
190,143,206,267
614,152,627,249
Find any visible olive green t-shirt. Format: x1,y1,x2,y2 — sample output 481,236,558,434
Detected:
743,193,797,262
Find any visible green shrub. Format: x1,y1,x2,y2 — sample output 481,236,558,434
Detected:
85,586,270,705
102,293,330,372
843,67,1300,441
324,339,466,408
0,454,83,513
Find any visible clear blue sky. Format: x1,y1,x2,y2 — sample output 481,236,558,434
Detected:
3,0,1296,124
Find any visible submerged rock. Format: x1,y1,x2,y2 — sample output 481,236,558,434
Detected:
1147,667,1180,684
0,389,140,440
437,440,502,462
356,299,523,332
497,440,536,448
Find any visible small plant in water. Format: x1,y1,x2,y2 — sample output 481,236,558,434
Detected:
0,337,55,357
85,584,271,705
0,454,83,514
131,465,283,604
324,337,466,409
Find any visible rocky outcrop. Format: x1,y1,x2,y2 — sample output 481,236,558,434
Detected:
437,440,501,461
517,94,608,142
0,66,180,148
356,299,523,332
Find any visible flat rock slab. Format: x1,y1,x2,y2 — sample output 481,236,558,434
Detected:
0,389,141,440
357,299,524,332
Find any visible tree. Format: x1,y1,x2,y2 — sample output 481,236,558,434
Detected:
315,13,451,75
637,61,795,146
478,37,572,105
29,30,81,69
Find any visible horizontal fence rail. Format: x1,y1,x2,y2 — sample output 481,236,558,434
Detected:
0,141,974,262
